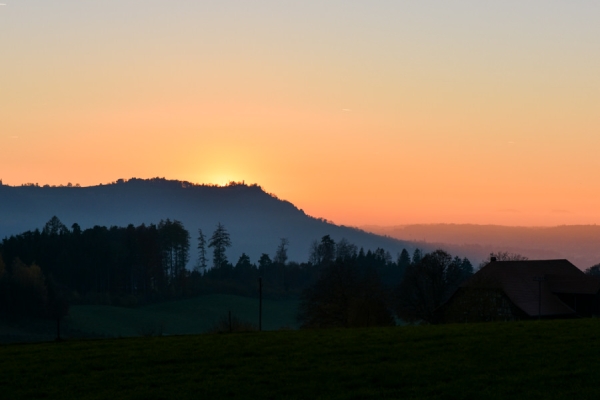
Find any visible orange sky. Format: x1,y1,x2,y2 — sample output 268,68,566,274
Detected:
1,1,600,227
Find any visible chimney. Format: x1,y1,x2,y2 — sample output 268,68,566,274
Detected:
491,256,497,262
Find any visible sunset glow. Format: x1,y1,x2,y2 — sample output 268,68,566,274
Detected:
2,1,599,227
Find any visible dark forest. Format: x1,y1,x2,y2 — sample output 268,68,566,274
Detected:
0,216,474,328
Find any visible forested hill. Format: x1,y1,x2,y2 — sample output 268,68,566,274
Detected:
0,178,416,264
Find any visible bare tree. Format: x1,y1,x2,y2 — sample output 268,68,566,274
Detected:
274,238,290,265
336,238,358,260
478,251,528,270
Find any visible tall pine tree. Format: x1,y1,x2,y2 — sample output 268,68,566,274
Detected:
208,223,231,269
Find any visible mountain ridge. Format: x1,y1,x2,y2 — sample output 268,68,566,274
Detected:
0,178,417,265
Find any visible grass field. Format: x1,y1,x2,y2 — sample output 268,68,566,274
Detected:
67,294,300,337
0,294,299,342
2,319,600,399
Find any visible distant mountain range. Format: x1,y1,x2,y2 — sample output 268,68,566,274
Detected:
0,178,417,266
362,224,600,269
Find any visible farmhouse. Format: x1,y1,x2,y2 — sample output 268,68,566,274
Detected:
440,259,600,323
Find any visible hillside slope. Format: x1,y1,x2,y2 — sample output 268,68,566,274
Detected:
0,179,416,264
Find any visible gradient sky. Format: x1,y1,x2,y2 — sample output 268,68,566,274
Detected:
1,1,599,226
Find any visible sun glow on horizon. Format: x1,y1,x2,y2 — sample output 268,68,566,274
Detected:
2,1,600,227
199,170,248,188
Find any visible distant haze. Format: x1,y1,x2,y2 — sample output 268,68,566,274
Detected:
363,224,600,269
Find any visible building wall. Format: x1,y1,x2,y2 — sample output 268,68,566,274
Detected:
555,293,600,317
441,288,527,323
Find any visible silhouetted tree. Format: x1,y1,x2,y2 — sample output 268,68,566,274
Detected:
349,266,395,327
4,259,49,319
235,253,252,269
397,249,411,274
71,223,82,236
357,247,366,262
209,223,231,269
234,253,256,283
460,257,474,276
273,238,290,291
274,238,289,265
298,259,394,329
308,240,319,265
336,238,358,260
585,263,600,277
256,253,274,288
396,249,468,324
258,253,272,272
196,228,208,272
309,235,336,266
412,248,423,265
43,216,69,236
158,219,190,287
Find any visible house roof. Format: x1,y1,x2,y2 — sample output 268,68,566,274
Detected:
463,259,600,317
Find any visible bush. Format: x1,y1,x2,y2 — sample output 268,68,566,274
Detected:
207,313,257,334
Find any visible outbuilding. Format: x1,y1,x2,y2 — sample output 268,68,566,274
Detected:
440,259,600,323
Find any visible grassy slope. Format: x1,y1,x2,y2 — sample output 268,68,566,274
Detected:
67,294,299,337
2,319,600,399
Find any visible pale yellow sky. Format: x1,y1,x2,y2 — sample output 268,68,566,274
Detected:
1,1,599,226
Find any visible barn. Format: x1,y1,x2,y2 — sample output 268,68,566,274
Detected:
440,259,600,323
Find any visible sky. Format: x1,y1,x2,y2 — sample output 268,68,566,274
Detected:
1,1,599,227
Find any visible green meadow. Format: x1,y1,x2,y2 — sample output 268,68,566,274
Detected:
0,294,299,343
2,319,600,399
68,294,300,337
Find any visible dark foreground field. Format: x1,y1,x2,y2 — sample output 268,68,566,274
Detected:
2,319,600,399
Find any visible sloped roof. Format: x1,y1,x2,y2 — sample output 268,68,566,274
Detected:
464,259,600,317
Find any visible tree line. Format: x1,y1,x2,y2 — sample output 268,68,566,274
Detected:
0,216,474,326
298,238,474,328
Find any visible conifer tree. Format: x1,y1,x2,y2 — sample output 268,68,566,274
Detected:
196,228,208,272
208,223,231,269
412,248,423,265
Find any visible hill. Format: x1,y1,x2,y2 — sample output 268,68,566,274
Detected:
363,224,600,269
2,319,600,399
0,178,416,265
